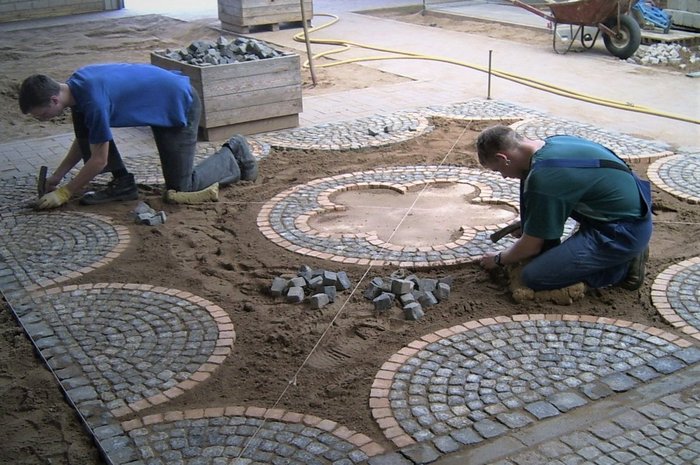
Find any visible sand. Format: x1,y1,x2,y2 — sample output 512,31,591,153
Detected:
1,12,698,465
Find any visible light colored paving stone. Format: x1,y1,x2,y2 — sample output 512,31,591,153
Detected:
651,256,700,342
647,153,700,204
257,165,519,267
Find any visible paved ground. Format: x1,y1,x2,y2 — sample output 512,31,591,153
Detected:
1,2,699,465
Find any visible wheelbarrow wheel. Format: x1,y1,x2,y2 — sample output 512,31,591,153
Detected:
602,14,641,60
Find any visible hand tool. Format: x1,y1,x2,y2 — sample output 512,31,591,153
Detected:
490,221,521,243
37,165,48,198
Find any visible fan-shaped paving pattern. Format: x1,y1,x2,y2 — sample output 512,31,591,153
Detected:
0,211,128,296
122,406,385,465
371,315,694,449
509,118,672,163
250,112,431,151
647,153,700,204
652,256,700,341
12,283,235,417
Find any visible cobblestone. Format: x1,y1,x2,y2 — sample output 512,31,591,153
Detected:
370,315,695,459
647,152,700,204
0,211,129,297
651,257,700,343
0,98,696,465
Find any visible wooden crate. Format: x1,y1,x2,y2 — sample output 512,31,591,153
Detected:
151,52,302,141
218,0,313,33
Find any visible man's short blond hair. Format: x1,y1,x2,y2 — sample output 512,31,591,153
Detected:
476,125,522,166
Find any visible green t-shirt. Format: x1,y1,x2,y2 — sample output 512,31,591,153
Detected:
523,136,642,240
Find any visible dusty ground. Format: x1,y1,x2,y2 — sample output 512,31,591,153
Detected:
2,12,699,465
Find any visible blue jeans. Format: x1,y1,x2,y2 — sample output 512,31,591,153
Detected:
152,88,240,191
521,214,652,290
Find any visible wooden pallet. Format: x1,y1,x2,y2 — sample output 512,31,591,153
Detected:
218,0,313,34
220,19,311,34
641,29,700,46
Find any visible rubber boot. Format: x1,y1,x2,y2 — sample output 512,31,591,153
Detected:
224,135,258,181
620,247,649,291
164,183,219,204
80,173,138,205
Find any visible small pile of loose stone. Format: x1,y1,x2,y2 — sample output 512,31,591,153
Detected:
155,36,285,66
628,43,699,69
269,265,352,309
363,273,452,321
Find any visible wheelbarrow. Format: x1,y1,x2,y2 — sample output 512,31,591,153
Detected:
511,0,642,59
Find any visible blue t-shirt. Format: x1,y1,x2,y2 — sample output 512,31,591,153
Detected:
523,136,642,240
67,63,192,144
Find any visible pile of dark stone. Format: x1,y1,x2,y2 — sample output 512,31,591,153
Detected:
269,265,352,309
155,36,285,66
363,273,452,321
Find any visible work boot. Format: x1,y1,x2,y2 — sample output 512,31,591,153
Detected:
224,135,258,181
164,183,219,204
80,173,138,205
620,247,650,291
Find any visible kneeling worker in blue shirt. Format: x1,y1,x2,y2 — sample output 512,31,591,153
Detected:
19,63,258,209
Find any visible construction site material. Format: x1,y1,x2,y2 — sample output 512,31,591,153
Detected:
151,38,302,140
363,272,452,320
510,0,642,58
269,265,352,309
132,202,168,226
218,0,313,33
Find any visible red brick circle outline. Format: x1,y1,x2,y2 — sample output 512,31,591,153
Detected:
369,313,696,447
651,256,700,342
25,283,235,418
647,154,700,204
122,405,386,458
257,168,520,267
16,212,131,291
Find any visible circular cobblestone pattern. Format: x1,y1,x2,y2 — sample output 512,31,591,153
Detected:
652,256,700,342
250,112,432,151
122,406,385,465
13,283,235,417
510,118,672,163
370,315,695,451
257,165,523,267
647,153,700,204
0,174,37,212
0,211,129,296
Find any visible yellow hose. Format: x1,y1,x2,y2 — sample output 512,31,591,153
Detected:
293,14,699,125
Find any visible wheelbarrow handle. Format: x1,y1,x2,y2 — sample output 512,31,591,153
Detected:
509,0,556,22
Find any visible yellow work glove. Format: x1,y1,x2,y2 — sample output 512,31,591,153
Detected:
37,186,71,210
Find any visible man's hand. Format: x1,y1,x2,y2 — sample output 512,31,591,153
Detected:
480,252,502,271
37,186,71,210
45,174,62,193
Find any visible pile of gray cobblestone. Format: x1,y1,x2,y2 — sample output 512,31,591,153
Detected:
269,265,352,309
628,42,699,71
364,273,452,321
155,36,285,66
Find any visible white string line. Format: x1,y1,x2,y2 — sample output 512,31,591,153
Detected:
236,122,473,459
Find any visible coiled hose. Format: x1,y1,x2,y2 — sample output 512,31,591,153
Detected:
293,13,699,125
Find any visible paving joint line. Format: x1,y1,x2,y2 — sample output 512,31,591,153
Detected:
433,363,700,465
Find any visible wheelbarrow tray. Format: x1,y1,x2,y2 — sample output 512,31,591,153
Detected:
548,0,634,25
